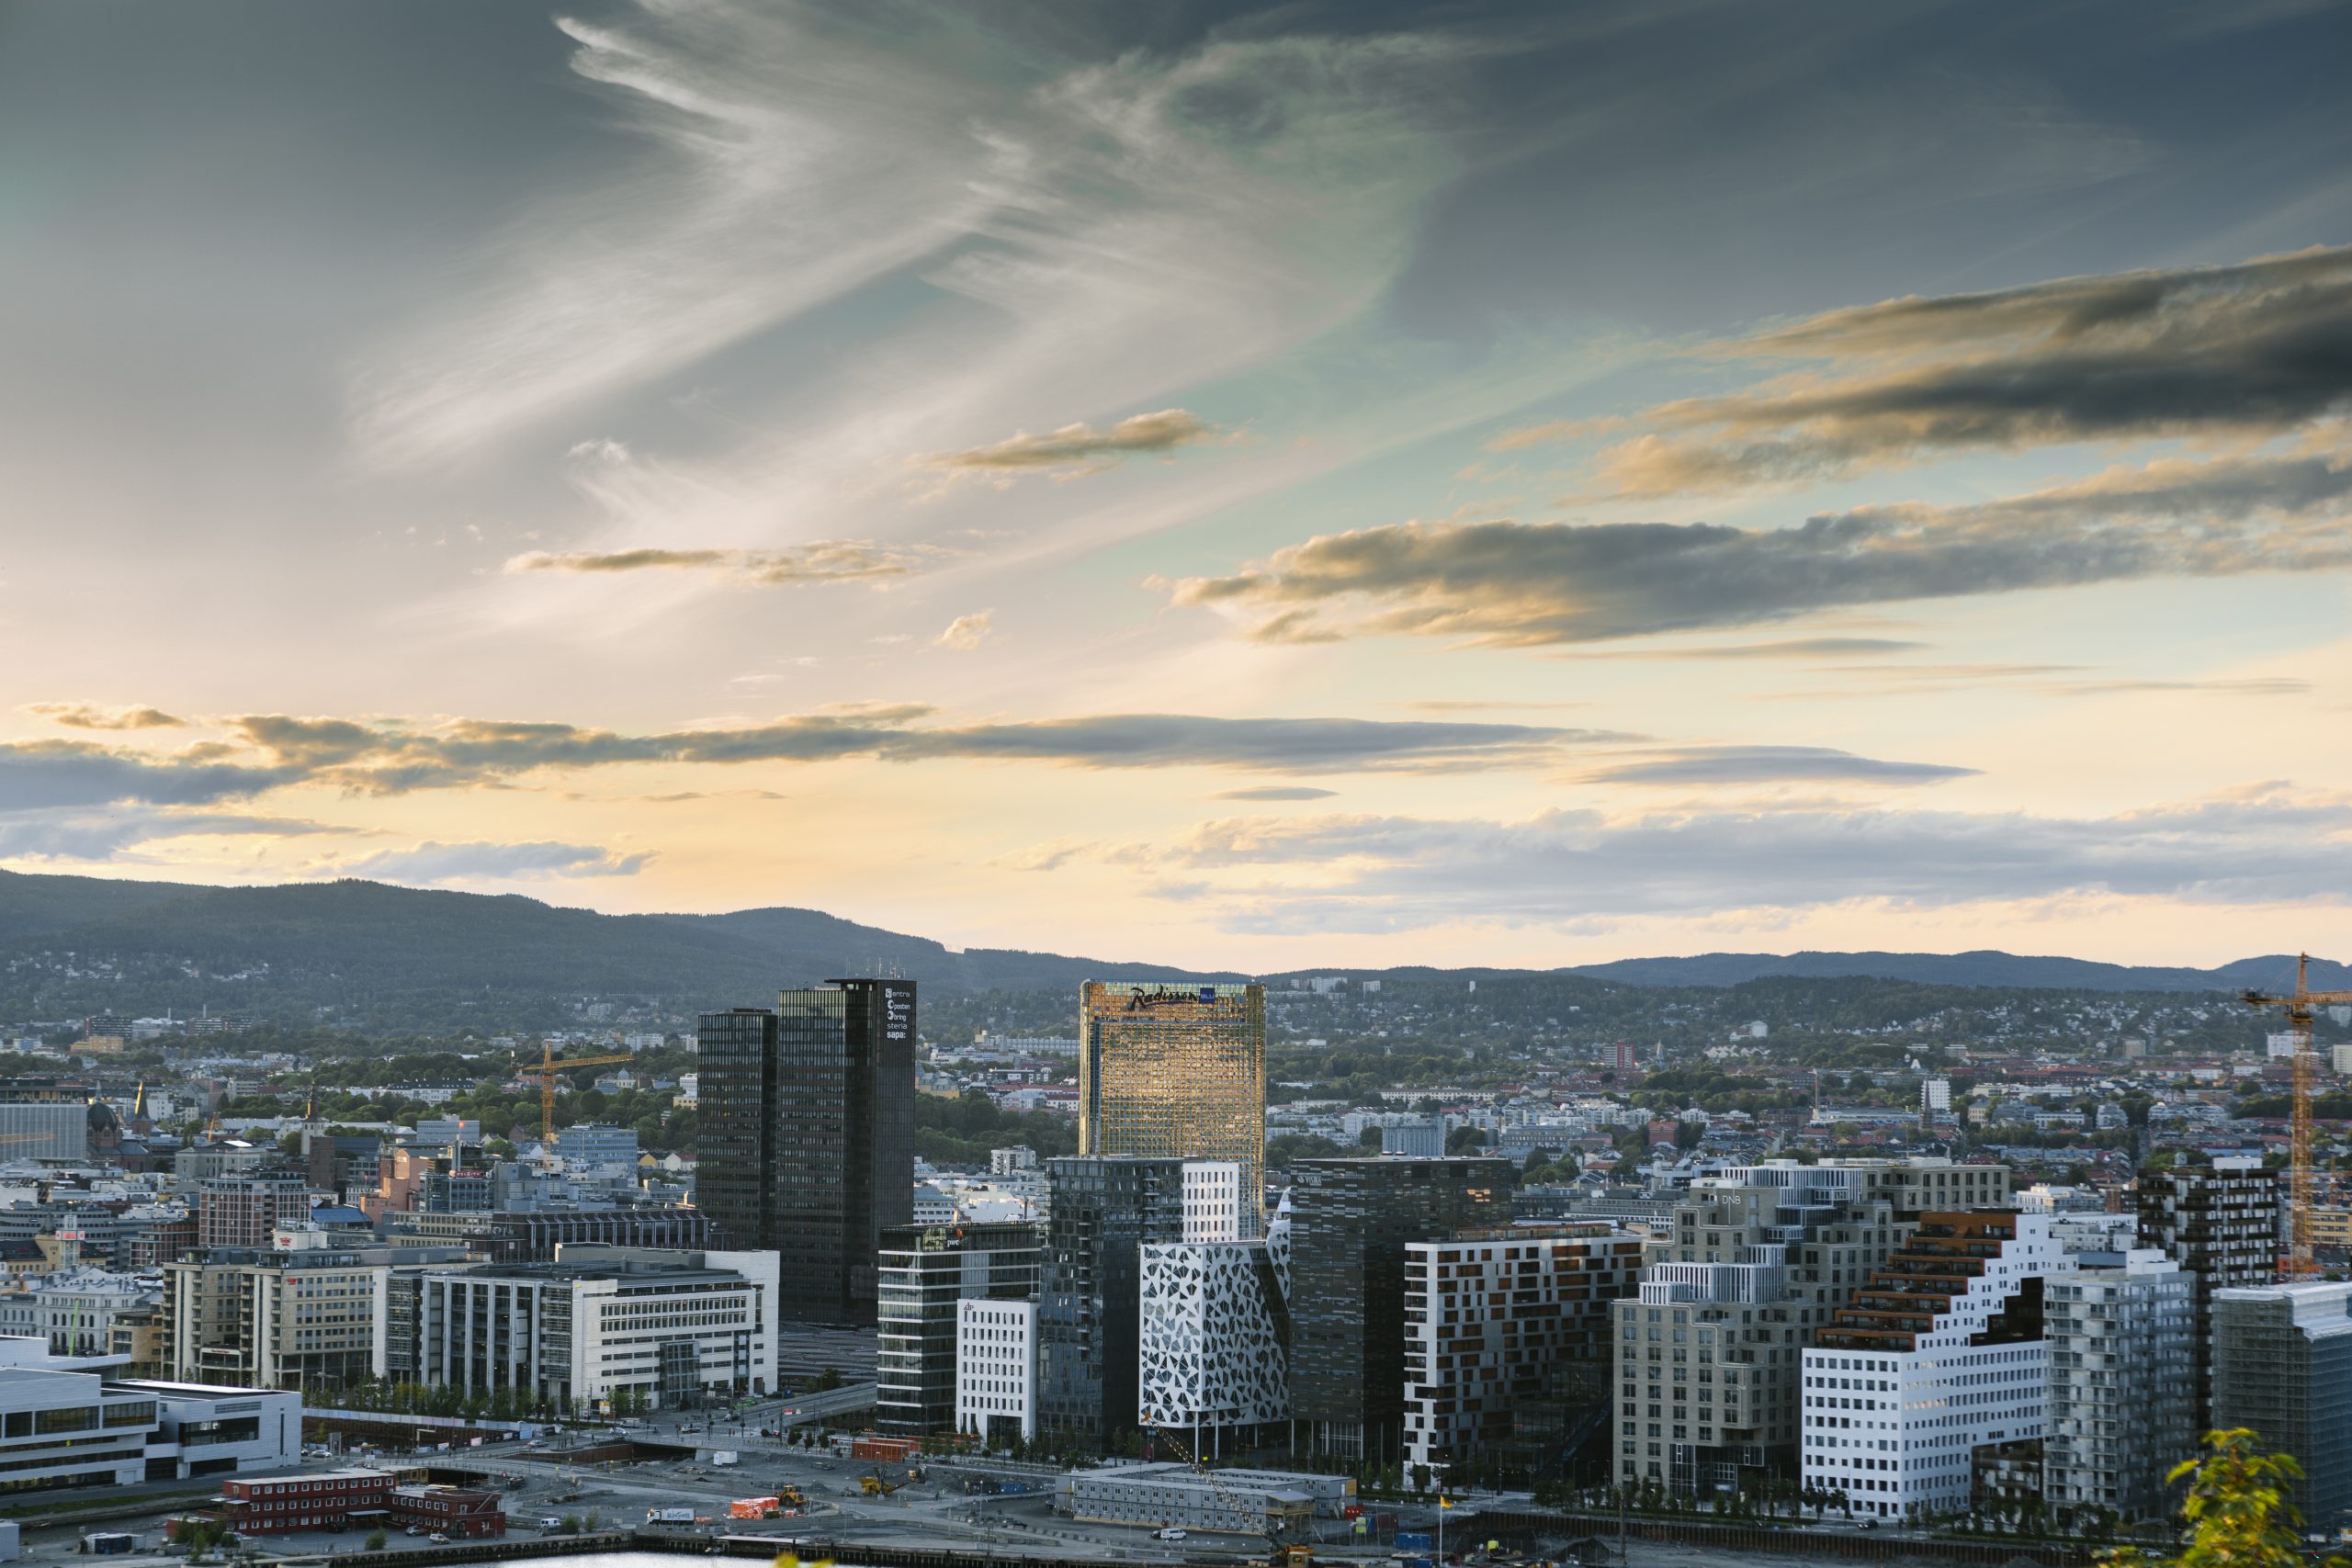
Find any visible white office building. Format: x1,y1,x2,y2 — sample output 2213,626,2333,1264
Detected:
1802,1211,2059,1520
418,1247,775,1412
2042,1248,2195,1520
956,1297,1036,1443
1182,1162,1246,1242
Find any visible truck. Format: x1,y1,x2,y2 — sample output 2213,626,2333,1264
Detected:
646,1507,697,1525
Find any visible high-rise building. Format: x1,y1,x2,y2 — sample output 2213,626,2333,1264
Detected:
2042,1248,2195,1521
2212,1281,2352,1532
1138,1194,1293,1454
1614,1158,2011,1497
876,1221,1038,1437
1799,1211,2059,1521
1037,1156,1189,1448
2135,1156,2278,1427
1080,983,1265,1222
1402,1224,1645,1480
695,979,916,1325
1289,1156,1515,1462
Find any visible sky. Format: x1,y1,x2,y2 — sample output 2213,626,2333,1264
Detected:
4,0,2352,970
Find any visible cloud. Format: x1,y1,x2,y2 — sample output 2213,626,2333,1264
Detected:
934,611,995,650
1579,745,1978,786
1163,448,2352,645
337,840,651,884
1076,785,2352,932
26,704,187,731
0,809,334,863
504,542,926,586
1213,786,1339,801
0,743,298,812
1565,244,2352,495
1577,637,1930,660
920,410,1216,479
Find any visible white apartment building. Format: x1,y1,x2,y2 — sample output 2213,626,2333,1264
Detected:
1403,1224,1645,1474
0,1267,157,1358
418,1247,776,1412
163,1247,389,1390
1801,1211,2060,1521
2042,1248,2194,1520
957,1297,1037,1442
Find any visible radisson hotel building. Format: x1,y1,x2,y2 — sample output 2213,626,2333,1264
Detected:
1078,981,1266,1226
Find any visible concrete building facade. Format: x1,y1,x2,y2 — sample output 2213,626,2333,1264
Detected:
2041,1248,2195,1521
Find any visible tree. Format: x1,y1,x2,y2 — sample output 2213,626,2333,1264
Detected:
365,1530,388,1551
2108,1428,2343,1568
559,1516,581,1536
813,1367,842,1393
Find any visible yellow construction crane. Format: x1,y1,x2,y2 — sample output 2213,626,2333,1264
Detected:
515,1045,633,1145
2242,953,2352,1277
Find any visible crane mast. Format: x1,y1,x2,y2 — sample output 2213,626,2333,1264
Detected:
2240,953,2352,1277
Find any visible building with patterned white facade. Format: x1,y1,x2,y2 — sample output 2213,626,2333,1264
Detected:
1801,1211,2058,1521
1138,1195,1291,1452
1403,1224,1645,1477
957,1297,1037,1443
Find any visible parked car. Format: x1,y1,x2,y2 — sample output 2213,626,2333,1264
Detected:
1154,1528,1187,1541
427,1534,450,1545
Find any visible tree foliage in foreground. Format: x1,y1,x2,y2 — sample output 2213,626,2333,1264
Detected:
2108,1428,2346,1568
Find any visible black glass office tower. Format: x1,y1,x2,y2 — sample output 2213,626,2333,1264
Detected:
696,978,915,1326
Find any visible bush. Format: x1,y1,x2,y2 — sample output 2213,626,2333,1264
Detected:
365,1530,388,1551
559,1516,581,1535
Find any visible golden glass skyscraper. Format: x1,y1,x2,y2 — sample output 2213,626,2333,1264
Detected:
1078,981,1266,1222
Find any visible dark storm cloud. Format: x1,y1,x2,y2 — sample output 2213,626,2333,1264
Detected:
1561,245,2352,495
1103,788,2352,932
1163,449,2352,645
1580,745,1977,786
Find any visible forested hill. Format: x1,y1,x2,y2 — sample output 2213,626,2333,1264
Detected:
1567,949,2352,992
0,866,2335,1033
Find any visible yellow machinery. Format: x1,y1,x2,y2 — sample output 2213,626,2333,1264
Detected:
2243,954,2352,1276
514,1045,633,1145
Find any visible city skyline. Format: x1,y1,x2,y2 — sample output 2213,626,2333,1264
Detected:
6,0,2351,972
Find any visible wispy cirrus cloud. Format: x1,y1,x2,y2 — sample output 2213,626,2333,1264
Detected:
1067,785,2352,932
26,704,186,731
336,840,650,884
0,809,335,863
0,706,1632,811
934,612,995,650
1524,244,2352,497
918,409,1216,480
504,542,927,587
1580,745,1978,786
1163,447,2352,646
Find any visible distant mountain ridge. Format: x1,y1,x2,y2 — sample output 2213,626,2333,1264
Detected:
1562,948,2352,993
0,867,2337,1031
